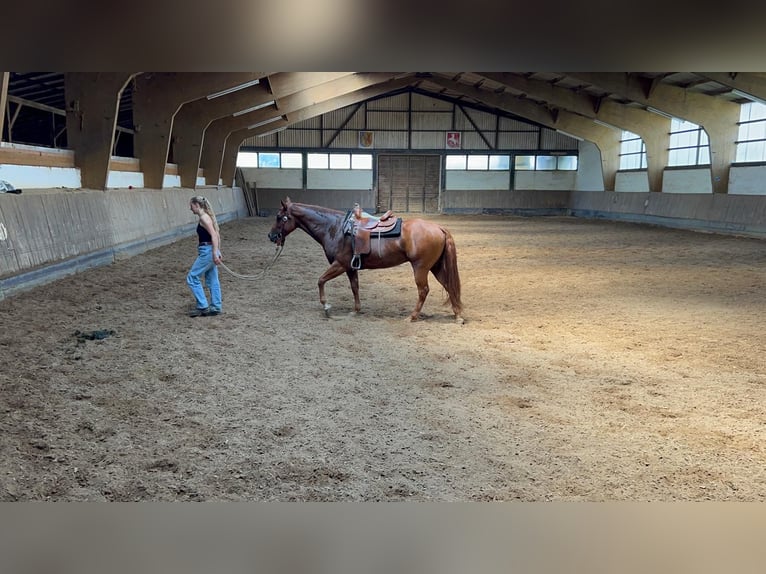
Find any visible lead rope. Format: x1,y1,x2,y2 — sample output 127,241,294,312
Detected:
218,245,284,280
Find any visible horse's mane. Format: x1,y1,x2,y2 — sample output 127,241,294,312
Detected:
287,201,345,217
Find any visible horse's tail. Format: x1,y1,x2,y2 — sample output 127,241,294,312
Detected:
437,227,463,315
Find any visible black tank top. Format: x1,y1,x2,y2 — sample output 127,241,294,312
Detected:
196,222,212,244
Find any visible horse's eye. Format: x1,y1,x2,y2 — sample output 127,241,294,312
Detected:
282,215,288,222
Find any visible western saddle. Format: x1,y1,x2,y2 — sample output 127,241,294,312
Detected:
348,204,400,270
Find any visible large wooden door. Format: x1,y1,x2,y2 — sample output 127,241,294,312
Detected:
377,155,440,213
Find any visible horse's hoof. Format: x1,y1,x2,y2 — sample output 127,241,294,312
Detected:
323,303,332,317
455,316,465,325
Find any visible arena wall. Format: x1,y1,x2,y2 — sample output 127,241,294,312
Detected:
0,186,247,300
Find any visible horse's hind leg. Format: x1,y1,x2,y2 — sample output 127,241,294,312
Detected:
431,265,464,323
408,264,431,321
317,261,348,317
346,269,361,314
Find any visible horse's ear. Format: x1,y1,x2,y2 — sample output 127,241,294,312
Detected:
281,197,291,208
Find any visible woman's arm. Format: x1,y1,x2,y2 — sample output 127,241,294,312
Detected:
199,213,222,264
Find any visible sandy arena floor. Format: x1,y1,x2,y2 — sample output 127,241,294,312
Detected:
1,213,765,500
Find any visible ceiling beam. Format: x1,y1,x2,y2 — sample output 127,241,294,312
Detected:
476,73,670,192
132,73,266,189
696,72,766,104
203,74,411,185
217,77,415,187
172,82,275,188
563,73,740,194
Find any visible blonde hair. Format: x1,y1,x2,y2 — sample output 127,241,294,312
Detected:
190,196,219,232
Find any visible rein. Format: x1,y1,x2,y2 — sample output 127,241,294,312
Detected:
218,245,284,280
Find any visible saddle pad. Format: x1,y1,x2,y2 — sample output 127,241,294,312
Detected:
365,217,402,237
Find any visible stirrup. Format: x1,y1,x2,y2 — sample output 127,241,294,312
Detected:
350,254,362,270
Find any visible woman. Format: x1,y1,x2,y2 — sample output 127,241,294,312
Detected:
187,196,223,317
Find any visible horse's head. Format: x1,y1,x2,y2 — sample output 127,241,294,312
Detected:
268,198,297,246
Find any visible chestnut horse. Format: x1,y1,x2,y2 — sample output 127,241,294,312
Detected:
268,198,463,322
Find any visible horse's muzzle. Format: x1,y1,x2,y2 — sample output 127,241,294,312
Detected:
268,231,283,246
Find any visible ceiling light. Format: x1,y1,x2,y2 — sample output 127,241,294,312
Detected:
730,89,766,106
233,100,276,116
646,106,673,119
257,126,288,137
556,129,584,141
593,119,621,130
246,116,283,130
206,78,261,100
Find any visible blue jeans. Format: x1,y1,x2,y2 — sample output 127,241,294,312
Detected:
186,245,222,311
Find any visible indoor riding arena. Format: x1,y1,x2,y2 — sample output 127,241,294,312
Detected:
3,212,765,501
2,72,766,501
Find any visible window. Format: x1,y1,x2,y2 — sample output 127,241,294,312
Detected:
668,119,710,166
307,153,328,169
258,152,280,168
536,156,557,170
736,102,766,163
514,155,577,171
352,154,373,170
557,156,578,171
489,155,510,170
306,153,373,170
619,130,647,170
445,155,467,170
329,154,350,169
466,155,488,170
514,155,535,170
446,154,510,170
236,151,303,168
281,153,303,168
236,151,259,168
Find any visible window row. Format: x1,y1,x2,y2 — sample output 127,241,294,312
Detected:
445,154,578,171
238,151,579,171
237,152,374,170
619,102,766,169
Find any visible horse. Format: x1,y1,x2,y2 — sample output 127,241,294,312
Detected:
268,197,464,323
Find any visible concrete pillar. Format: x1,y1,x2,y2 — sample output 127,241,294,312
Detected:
0,72,8,142
64,73,136,190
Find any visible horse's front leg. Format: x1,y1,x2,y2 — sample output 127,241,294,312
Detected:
346,269,361,314
317,261,348,317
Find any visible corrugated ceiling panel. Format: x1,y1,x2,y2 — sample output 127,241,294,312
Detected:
324,106,365,129
412,93,453,111
367,111,408,130
455,108,496,131
326,130,359,148
367,93,409,111
540,129,578,149
280,129,321,148
411,111,452,130
411,132,446,149
498,132,540,149
461,132,490,150
251,133,278,147
374,131,409,148
499,117,535,130
293,116,321,129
